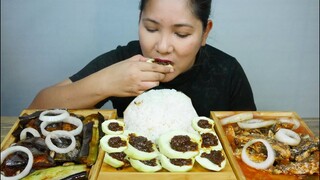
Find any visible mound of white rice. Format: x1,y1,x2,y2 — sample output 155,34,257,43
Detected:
123,89,198,142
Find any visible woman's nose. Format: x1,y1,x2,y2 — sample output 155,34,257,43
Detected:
156,35,173,54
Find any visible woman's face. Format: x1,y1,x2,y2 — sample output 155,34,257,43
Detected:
139,0,211,82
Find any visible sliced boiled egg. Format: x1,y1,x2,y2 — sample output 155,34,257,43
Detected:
157,130,201,159
200,131,223,151
195,149,226,171
124,132,159,160
159,154,194,172
129,157,162,172
103,152,129,168
100,134,128,153
102,119,125,135
192,116,215,133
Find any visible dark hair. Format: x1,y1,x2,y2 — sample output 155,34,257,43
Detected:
139,0,212,30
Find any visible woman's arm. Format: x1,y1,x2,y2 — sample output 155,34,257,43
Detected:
28,55,173,109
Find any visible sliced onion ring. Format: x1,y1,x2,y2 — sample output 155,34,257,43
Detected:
20,127,41,140
39,109,70,123
279,118,300,130
275,128,301,146
45,130,76,153
1,146,34,180
64,116,83,136
220,112,253,125
237,119,276,129
241,139,275,170
40,116,83,136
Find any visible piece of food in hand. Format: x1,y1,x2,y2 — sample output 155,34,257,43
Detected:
157,130,200,159
147,58,173,68
200,131,223,150
129,157,162,172
124,132,159,160
104,152,129,168
100,134,128,153
159,154,194,172
101,119,125,135
192,116,215,133
195,149,226,171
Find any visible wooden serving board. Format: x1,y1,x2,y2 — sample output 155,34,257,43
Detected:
210,111,319,180
0,109,117,180
97,120,237,180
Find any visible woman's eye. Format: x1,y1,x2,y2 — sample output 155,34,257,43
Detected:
176,33,190,38
146,28,157,33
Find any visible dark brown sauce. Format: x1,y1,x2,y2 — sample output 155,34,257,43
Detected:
170,135,198,152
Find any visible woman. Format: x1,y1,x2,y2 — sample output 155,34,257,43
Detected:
29,0,256,117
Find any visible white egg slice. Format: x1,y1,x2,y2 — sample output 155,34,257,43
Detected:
195,150,226,171
200,131,223,151
100,134,128,153
102,119,125,135
192,116,215,133
158,130,201,159
124,132,159,160
129,158,162,172
103,152,128,168
159,154,194,172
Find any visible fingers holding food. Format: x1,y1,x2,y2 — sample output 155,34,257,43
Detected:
147,58,174,68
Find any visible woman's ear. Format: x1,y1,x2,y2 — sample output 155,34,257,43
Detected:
201,20,213,46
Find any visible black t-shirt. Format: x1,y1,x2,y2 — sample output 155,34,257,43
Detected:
70,40,256,117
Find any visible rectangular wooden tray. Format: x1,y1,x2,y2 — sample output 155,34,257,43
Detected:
210,111,319,180
96,117,237,180
97,157,236,180
0,109,117,180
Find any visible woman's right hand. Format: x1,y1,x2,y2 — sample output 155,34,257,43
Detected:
98,55,174,97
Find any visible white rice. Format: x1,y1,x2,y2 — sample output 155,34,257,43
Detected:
123,89,198,142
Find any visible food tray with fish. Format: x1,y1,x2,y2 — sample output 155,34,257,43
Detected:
210,111,319,180
1,109,117,180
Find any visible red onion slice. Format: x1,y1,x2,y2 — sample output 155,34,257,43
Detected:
1,146,34,180
275,128,301,146
241,139,275,170
39,109,70,123
20,127,41,140
45,130,76,153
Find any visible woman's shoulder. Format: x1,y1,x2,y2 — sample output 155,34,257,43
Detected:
201,44,241,69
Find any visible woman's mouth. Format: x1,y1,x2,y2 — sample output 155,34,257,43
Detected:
147,58,174,67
